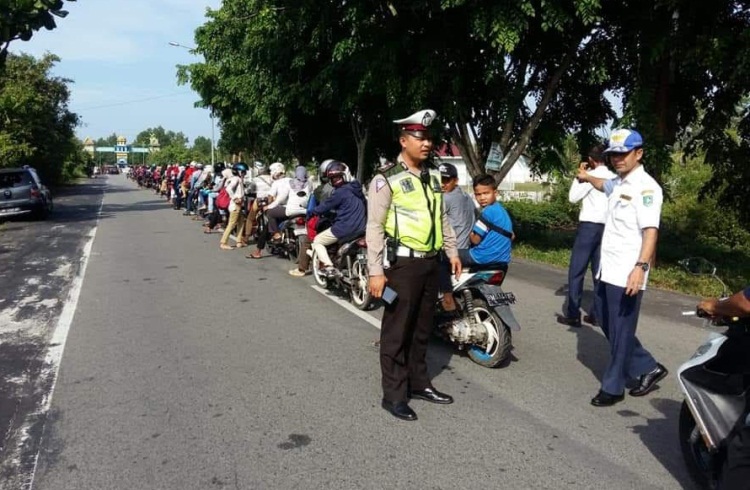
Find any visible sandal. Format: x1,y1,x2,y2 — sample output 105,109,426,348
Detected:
236,242,248,249
219,244,234,250
246,250,263,259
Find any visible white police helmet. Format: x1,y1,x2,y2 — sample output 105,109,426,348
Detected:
269,162,286,178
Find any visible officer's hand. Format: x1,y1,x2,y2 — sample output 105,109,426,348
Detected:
450,256,462,279
576,162,589,182
369,275,387,298
625,267,645,296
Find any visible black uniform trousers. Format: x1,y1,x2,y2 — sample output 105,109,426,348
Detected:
380,255,439,403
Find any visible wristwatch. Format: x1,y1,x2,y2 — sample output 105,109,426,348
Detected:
635,262,650,272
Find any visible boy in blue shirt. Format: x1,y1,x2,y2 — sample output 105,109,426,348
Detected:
441,174,513,314
460,174,513,267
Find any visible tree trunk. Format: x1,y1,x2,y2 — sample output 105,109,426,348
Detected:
350,113,369,182
491,44,577,185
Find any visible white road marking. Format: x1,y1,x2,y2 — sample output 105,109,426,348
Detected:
310,285,381,330
28,189,104,489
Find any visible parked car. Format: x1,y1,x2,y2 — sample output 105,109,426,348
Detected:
0,167,54,220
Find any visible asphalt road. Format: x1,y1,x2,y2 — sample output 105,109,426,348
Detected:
1,175,713,489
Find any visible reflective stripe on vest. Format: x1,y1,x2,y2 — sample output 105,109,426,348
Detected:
384,169,443,252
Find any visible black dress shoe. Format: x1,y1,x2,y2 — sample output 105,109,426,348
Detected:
629,363,668,397
381,400,418,421
583,315,598,326
556,315,582,328
590,390,624,407
410,387,454,405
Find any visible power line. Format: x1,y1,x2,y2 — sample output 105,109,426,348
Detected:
78,91,198,111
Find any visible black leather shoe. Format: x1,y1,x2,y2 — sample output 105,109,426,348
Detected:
410,387,454,405
381,400,417,421
556,315,582,328
590,390,624,407
629,363,668,397
583,315,598,326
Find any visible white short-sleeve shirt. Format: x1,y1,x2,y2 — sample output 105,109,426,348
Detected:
598,165,663,289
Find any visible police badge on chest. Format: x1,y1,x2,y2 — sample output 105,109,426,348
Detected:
399,178,415,193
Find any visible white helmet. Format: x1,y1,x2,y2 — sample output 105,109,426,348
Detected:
269,162,286,178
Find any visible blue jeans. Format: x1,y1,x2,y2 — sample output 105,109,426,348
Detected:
596,282,658,395
566,221,604,320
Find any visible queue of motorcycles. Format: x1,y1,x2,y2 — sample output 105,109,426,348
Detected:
677,258,750,489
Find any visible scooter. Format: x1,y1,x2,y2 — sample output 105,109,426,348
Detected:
677,257,750,489
436,264,520,368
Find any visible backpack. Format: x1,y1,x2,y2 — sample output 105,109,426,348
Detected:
216,187,230,210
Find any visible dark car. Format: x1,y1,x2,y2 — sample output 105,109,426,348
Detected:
0,167,54,220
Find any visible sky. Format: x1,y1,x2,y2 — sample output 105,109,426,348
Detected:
9,0,223,146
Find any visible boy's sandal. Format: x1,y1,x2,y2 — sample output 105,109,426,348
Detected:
236,242,248,248
219,244,234,250
246,251,263,259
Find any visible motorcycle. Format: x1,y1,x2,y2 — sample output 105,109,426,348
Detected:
254,197,305,261
677,257,750,489
308,232,372,310
435,264,520,368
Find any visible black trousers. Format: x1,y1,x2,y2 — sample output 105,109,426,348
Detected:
380,255,439,403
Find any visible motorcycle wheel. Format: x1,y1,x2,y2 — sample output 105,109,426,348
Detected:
466,298,512,368
349,259,372,310
311,249,329,288
679,401,721,489
286,230,299,262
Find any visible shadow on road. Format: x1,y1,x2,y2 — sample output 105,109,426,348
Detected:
630,397,699,490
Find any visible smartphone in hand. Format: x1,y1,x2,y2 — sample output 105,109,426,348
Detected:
382,286,398,305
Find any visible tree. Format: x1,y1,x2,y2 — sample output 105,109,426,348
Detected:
0,0,76,66
191,136,212,163
0,53,79,183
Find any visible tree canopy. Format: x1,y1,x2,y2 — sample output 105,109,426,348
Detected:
0,0,76,65
178,0,750,219
0,52,79,183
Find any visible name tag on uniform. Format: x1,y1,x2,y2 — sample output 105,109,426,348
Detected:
619,194,632,201
400,178,415,193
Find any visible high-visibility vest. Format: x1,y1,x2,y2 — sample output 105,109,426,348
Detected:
382,167,443,252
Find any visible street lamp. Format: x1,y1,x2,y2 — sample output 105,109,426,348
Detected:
168,41,216,166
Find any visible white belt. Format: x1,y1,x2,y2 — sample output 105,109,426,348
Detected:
395,246,438,259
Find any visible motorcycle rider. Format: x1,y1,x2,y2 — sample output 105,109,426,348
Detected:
243,161,273,244
310,161,367,277
248,162,289,259
697,286,750,490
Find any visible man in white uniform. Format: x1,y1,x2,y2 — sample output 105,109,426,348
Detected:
576,129,668,407
558,145,615,328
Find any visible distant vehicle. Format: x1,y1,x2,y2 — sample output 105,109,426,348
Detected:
104,165,120,175
0,167,54,220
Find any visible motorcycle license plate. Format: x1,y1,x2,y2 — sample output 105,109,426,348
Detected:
484,292,506,307
293,227,307,236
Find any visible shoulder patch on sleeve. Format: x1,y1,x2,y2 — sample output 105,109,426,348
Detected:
375,178,386,192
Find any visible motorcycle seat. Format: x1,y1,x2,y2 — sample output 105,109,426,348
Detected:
465,262,509,273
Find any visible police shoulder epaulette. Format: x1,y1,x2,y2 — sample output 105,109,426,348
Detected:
378,161,402,179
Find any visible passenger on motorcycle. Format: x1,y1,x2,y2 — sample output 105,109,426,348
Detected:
288,160,341,277
310,162,367,277
243,161,273,243
697,286,750,490
442,174,513,313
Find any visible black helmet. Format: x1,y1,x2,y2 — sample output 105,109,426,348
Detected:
233,162,248,174
326,161,347,188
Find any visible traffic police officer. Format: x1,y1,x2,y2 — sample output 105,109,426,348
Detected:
366,109,461,421
576,129,668,407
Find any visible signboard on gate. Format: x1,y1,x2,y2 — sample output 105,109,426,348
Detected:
485,142,503,172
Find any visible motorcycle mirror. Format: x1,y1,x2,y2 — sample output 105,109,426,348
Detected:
679,257,717,276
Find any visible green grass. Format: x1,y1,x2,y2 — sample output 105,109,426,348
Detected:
512,182,549,192
512,229,747,298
